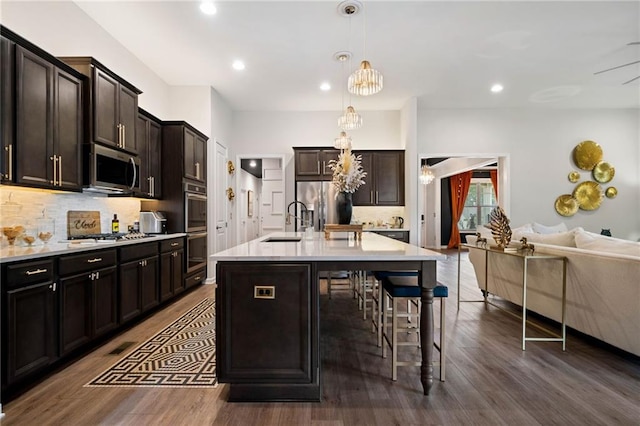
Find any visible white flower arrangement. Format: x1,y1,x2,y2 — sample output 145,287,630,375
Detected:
328,149,367,194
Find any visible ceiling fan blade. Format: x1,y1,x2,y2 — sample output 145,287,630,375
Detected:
622,75,640,85
594,59,640,75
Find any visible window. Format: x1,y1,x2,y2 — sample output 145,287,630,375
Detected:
458,178,496,231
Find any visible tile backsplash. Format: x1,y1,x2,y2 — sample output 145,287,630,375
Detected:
1,186,141,240
352,206,406,228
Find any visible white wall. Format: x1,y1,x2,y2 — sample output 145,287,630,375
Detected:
1,1,172,117
418,108,640,240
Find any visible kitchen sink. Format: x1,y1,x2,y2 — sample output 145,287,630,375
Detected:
261,237,302,243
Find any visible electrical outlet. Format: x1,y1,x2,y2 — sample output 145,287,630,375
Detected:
254,285,275,299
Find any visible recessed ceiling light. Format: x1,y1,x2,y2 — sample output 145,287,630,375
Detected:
249,160,257,168
232,60,245,71
491,83,504,93
200,1,217,15
320,82,331,91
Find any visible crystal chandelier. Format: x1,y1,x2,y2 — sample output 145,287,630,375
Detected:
420,165,435,185
337,105,362,130
347,1,383,96
349,60,383,96
334,131,353,150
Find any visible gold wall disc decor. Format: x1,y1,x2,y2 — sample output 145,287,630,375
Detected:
592,161,615,183
573,181,603,210
568,171,580,183
573,140,603,171
555,194,579,217
605,187,618,198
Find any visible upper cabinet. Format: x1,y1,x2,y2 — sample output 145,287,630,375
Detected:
293,147,340,181
136,108,162,198
58,56,142,155
1,27,84,191
163,121,208,185
352,150,405,206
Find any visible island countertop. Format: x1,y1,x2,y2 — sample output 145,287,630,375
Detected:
211,231,445,262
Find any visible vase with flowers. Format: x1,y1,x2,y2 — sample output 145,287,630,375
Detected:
328,149,367,224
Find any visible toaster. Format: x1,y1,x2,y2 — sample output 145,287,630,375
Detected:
139,211,167,234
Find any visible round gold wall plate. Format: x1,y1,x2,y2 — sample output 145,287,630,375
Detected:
568,171,580,183
592,161,615,183
573,181,603,210
554,194,579,217
573,140,603,171
605,187,618,198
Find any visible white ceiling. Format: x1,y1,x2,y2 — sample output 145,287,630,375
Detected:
72,0,640,112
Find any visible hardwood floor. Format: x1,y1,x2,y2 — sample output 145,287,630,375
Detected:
3,250,640,425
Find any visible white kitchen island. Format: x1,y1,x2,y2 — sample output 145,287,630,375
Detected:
212,231,446,401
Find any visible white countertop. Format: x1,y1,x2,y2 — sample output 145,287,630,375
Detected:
0,233,186,264
211,232,445,262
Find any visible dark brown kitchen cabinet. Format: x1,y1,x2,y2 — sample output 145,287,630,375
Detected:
136,108,162,198
58,56,142,154
161,121,208,185
293,147,339,181
160,238,185,301
119,243,159,323
58,266,118,355
4,260,57,386
1,35,14,183
12,44,83,191
58,249,118,354
352,150,404,206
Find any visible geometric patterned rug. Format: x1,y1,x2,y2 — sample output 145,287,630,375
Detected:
85,298,217,388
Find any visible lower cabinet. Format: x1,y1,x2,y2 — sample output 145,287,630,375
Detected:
119,242,159,323
59,265,118,356
372,230,410,243
160,238,184,301
6,281,57,386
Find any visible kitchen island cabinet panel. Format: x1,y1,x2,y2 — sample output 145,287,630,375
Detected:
217,263,315,389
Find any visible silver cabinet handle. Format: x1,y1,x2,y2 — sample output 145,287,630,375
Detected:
96,271,99,279
50,155,58,186
317,161,321,175
122,124,126,149
322,161,326,174
151,176,155,197
5,144,12,180
49,283,57,291
58,155,62,185
116,124,121,147
171,242,179,247
376,191,379,204
26,268,47,276
370,191,374,204
87,257,102,263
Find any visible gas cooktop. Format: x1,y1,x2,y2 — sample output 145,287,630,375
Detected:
66,232,154,241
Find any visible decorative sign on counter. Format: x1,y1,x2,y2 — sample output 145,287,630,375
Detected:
67,211,101,237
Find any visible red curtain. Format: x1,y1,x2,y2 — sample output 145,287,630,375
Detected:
447,171,473,249
490,170,498,198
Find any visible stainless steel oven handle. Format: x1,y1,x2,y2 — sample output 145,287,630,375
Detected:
129,157,137,190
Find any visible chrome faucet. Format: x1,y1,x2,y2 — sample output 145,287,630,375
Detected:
286,201,309,227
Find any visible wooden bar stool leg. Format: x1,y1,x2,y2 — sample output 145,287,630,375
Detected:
392,296,398,381
327,271,332,299
440,296,446,382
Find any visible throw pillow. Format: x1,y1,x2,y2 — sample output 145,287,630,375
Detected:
512,223,534,241
533,222,568,234
519,230,577,247
574,230,640,257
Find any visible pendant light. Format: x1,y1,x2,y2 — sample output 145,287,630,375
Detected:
348,1,383,96
420,165,435,185
334,131,352,150
336,16,363,130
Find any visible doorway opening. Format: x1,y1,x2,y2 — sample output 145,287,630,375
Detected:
418,154,510,249
234,154,286,244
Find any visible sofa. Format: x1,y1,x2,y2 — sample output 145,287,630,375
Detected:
466,225,640,357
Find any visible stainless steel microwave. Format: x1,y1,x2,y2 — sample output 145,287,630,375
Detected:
84,144,140,194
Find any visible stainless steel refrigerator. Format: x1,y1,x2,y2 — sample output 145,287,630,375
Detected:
295,181,339,231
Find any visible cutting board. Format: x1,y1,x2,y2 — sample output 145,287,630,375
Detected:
67,211,101,237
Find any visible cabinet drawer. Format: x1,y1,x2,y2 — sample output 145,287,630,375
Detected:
120,242,158,262
185,270,205,289
59,250,117,276
374,231,409,243
5,259,54,288
161,238,184,252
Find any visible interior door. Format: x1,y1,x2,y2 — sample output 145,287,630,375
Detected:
215,141,228,252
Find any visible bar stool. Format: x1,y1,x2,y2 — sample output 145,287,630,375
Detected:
380,275,447,382
372,271,419,347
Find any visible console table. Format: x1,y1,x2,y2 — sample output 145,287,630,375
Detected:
458,243,567,351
